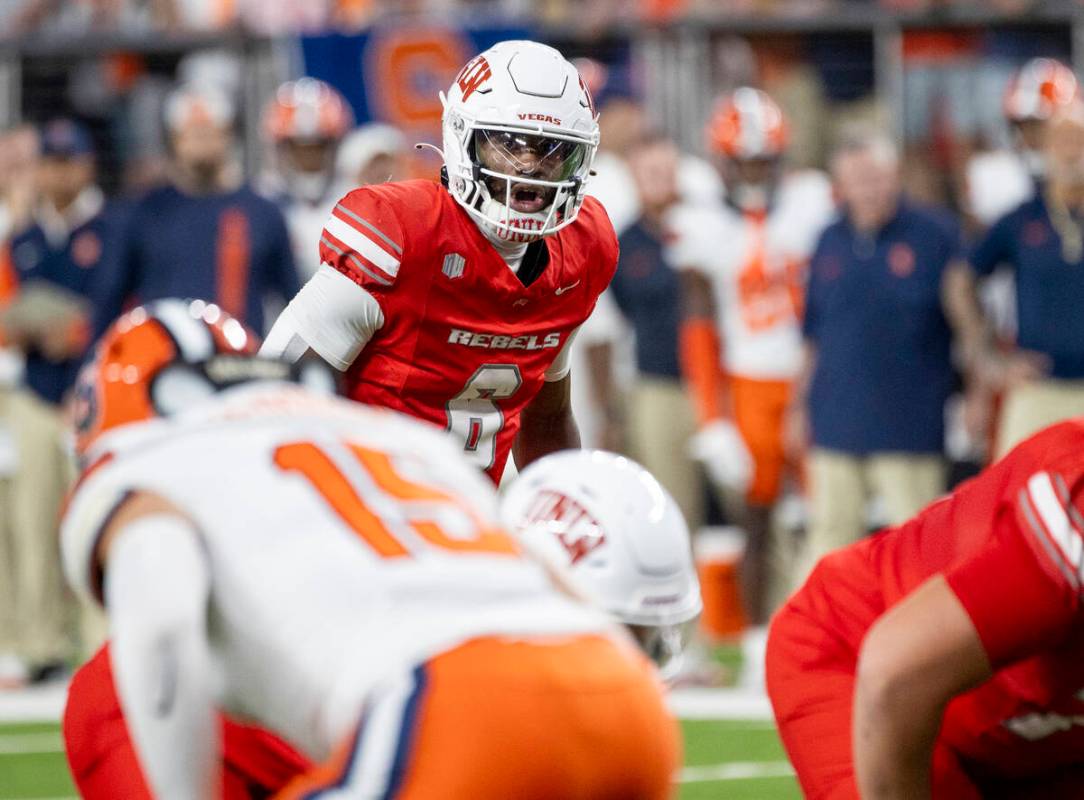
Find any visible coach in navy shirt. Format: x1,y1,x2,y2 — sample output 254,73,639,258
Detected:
949,104,1084,458
796,131,960,564
94,84,299,339
9,119,124,404
578,137,702,528
610,137,702,528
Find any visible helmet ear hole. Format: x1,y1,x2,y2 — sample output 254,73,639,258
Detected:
149,365,217,418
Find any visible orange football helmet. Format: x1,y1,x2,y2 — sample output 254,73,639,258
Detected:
706,87,788,160
71,299,267,460
263,78,354,143
1003,58,1079,123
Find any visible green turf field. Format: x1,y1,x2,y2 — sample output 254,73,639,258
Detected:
0,718,799,799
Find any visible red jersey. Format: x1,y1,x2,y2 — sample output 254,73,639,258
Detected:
796,418,1084,780
318,180,618,481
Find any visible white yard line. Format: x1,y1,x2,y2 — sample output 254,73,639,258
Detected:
2,683,775,723
679,760,795,782
0,731,64,755
667,686,775,720
0,682,67,723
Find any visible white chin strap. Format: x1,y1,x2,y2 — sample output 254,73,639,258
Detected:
477,196,552,243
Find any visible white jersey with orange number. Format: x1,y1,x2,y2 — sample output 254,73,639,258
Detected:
60,383,613,761
666,170,835,381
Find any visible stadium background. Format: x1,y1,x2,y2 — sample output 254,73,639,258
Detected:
1,0,1082,797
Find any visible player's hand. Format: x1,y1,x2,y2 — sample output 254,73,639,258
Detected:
688,419,753,494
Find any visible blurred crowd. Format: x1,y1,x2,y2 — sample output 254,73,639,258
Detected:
2,23,1084,691
2,0,1083,39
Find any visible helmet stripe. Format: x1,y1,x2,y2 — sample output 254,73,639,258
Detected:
153,301,215,362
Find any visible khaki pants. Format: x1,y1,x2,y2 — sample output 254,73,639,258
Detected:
803,449,945,573
996,380,1084,460
627,377,702,531
0,387,75,665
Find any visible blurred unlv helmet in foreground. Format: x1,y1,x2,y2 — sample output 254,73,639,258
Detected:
500,450,702,679
1003,58,1079,123
72,299,326,463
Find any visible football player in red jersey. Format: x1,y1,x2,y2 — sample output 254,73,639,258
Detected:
768,417,1084,799
64,41,618,800
260,39,615,482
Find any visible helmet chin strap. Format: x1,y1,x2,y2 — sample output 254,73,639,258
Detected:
476,197,532,272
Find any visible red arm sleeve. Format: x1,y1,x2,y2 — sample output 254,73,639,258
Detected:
319,186,406,297
945,470,1084,668
680,319,724,424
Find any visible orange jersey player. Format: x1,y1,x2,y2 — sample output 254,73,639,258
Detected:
671,88,834,627
768,417,1084,799
261,40,617,482
63,300,678,800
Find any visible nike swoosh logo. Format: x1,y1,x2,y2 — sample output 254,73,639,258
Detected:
555,280,581,296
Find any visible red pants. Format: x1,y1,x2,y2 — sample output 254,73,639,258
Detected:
766,549,1084,800
64,644,310,799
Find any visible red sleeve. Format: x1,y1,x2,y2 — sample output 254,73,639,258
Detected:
945,473,1084,667
587,195,619,291
320,185,406,295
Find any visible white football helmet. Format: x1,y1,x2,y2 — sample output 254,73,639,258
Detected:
500,450,702,678
440,40,600,243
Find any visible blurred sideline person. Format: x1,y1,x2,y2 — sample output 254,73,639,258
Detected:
337,122,410,188
964,58,1079,371
260,41,617,484
588,135,704,528
502,448,702,683
62,300,678,800
768,417,1084,800
793,130,962,569
93,83,300,338
671,88,834,632
572,63,719,458
9,119,116,405
0,119,127,682
948,101,1084,459
260,78,355,281
967,58,1079,228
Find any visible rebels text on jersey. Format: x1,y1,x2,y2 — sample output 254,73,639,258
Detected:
318,180,618,480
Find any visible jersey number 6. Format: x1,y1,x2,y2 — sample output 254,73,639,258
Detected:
445,364,523,470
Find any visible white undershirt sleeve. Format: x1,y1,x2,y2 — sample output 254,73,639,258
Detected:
260,263,385,371
105,514,217,800
544,325,581,382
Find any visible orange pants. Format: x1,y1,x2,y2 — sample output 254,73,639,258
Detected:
731,375,795,506
276,634,680,800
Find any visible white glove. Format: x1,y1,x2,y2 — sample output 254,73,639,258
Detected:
688,419,754,494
